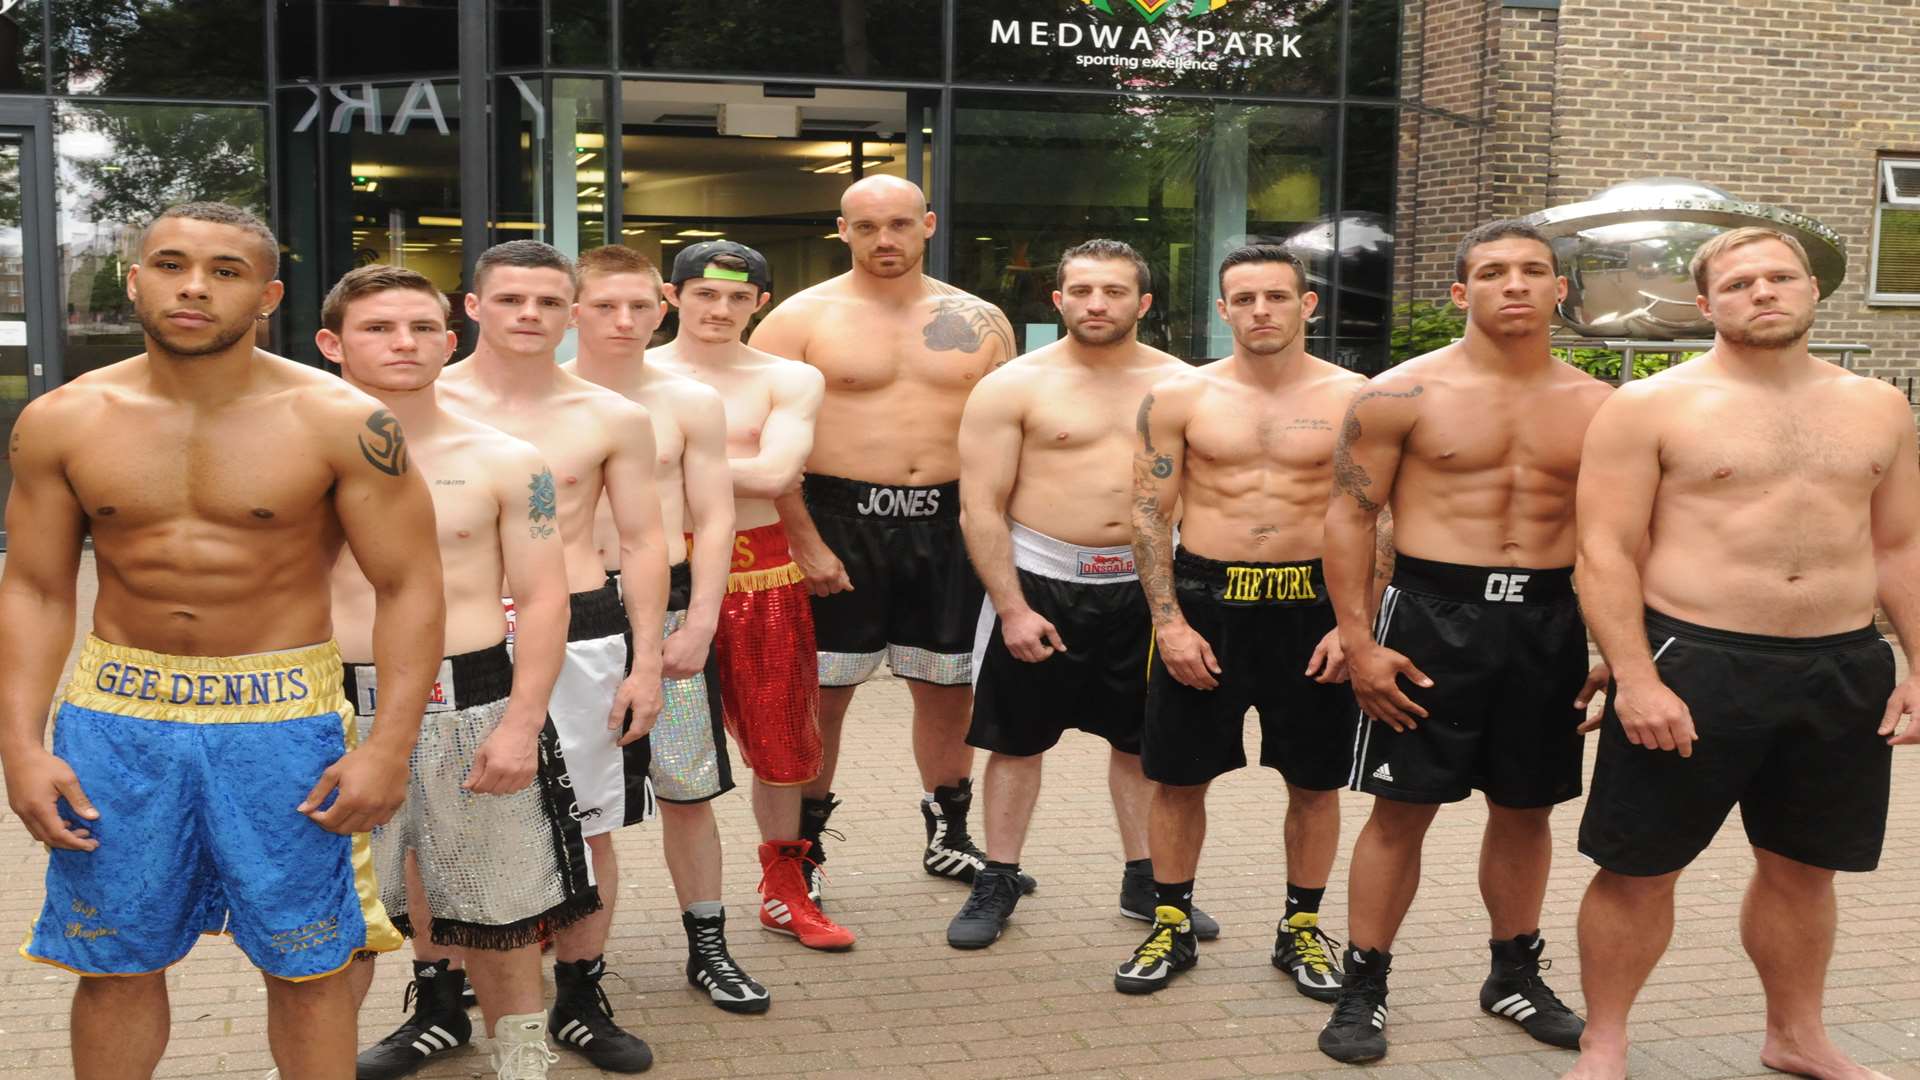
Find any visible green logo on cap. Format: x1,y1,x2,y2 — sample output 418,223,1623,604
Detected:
702,266,751,282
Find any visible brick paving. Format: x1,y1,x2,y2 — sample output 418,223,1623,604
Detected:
2,554,1917,1078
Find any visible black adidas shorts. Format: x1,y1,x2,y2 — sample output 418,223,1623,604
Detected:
1141,549,1355,789
1350,555,1586,808
803,474,984,688
1578,609,1895,877
967,524,1148,757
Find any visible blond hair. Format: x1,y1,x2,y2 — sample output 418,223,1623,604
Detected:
1690,227,1813,297
576,244,662,295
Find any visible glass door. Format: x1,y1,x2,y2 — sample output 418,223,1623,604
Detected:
0,135,29,542
0,112,58,550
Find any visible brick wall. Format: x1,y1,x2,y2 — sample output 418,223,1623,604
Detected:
1394,0,1920,385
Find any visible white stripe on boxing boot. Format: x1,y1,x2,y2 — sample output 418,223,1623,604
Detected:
763,899,792,925
1372,1005,1388,1030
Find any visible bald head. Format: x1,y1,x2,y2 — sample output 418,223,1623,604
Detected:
840,174,928,218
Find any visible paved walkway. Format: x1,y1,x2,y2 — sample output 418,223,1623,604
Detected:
2,555,1916,1078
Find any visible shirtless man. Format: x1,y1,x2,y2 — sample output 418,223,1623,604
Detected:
1319,221,1611,1064
649,241,851,951
436,240,668,1073
319,265,598,1080
563,245,769,1012
1,203,444,1079
1118,244,1364,997
754,176,1017,898
1562,227,1920,1080
949,239,1202,950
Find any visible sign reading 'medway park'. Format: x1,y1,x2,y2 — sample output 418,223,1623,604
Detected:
956,0,1342,95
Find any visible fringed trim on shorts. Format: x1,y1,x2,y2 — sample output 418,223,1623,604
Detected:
407,891,605,952
725,561,804,595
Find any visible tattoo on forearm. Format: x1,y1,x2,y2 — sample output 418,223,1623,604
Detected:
528,468,558,540
924,292,1015,359
1374,509,1396,581
1136,393,1174,478
1131,442,1179,624
1333,386,1422,513
358,409,408,476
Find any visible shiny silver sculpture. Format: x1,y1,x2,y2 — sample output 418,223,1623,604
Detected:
1521,178,1847,338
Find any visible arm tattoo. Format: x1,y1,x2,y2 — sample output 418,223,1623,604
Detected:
1374,509,1396,582
1136,393,1174,479
924,297,1015,358
1131,394,1179,624
1332,386,1422,513
527,468,558,540
357,409,408,476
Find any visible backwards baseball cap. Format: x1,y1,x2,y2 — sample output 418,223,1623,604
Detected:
668,240,773,296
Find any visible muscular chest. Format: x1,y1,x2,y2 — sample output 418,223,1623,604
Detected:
647,413,686,480
70,407,332,529
1187,399,1338,474
810,307,996,394
1407,392,1583,482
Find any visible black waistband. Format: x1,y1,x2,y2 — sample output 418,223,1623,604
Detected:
570,582,626,642
607,563,694,613
802,473,959,522
1174,547,1326,607
1646,607,1880,654
344,640,512,712
1390,553,1574,604
667,560,691,611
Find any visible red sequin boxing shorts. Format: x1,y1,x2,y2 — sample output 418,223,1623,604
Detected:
711,522,823,785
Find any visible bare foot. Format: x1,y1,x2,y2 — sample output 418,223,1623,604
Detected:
1561,1048,1629,1080
1760,1034,1892,1080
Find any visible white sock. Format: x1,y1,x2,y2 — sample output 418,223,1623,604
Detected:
491,1011,546,1049
686,900,724,919
922,791,937,804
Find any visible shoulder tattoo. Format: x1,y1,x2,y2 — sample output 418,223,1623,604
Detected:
1332,385,1422,513
358,409,409,476
528,468,558,540
924,295,1015,359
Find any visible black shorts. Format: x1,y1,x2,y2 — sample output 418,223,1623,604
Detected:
967,524,1147,757
1578,609,1895,877
1350,555,1586,808
802,474,984,688
1141,549,1355,789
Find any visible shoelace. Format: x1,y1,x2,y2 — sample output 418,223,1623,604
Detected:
495,1038,559,1080
1329,972,1389,1026
690,923,748,984
1508,958,1574,1014
1132,924,1179,968
956,871,1020,918
1292,924,1343,975
760,849,830,900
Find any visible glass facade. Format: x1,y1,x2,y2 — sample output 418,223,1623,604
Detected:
0,0,1413,509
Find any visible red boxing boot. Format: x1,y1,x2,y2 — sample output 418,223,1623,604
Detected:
758,840,855,951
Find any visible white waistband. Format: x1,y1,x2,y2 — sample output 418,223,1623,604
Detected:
1009,520,1138,583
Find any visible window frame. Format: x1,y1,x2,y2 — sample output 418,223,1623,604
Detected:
1870,155,1920,307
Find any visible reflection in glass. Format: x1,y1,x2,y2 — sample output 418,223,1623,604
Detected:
1332,105,1395,371
323,82,466,333
1347,0,1401,98
278,0,317,83
55,102,267,381
0,0,45,92
551,0,610,67
323,0,458,78
0,138,25,538
497,77,609,253
950,93,1334,361
624,0,940,80
585,80,916,341
58,0,265,98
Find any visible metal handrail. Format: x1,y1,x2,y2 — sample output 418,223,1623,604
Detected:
1548,338,1874,384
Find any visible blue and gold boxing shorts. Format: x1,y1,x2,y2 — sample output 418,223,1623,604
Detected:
20,635,402,981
